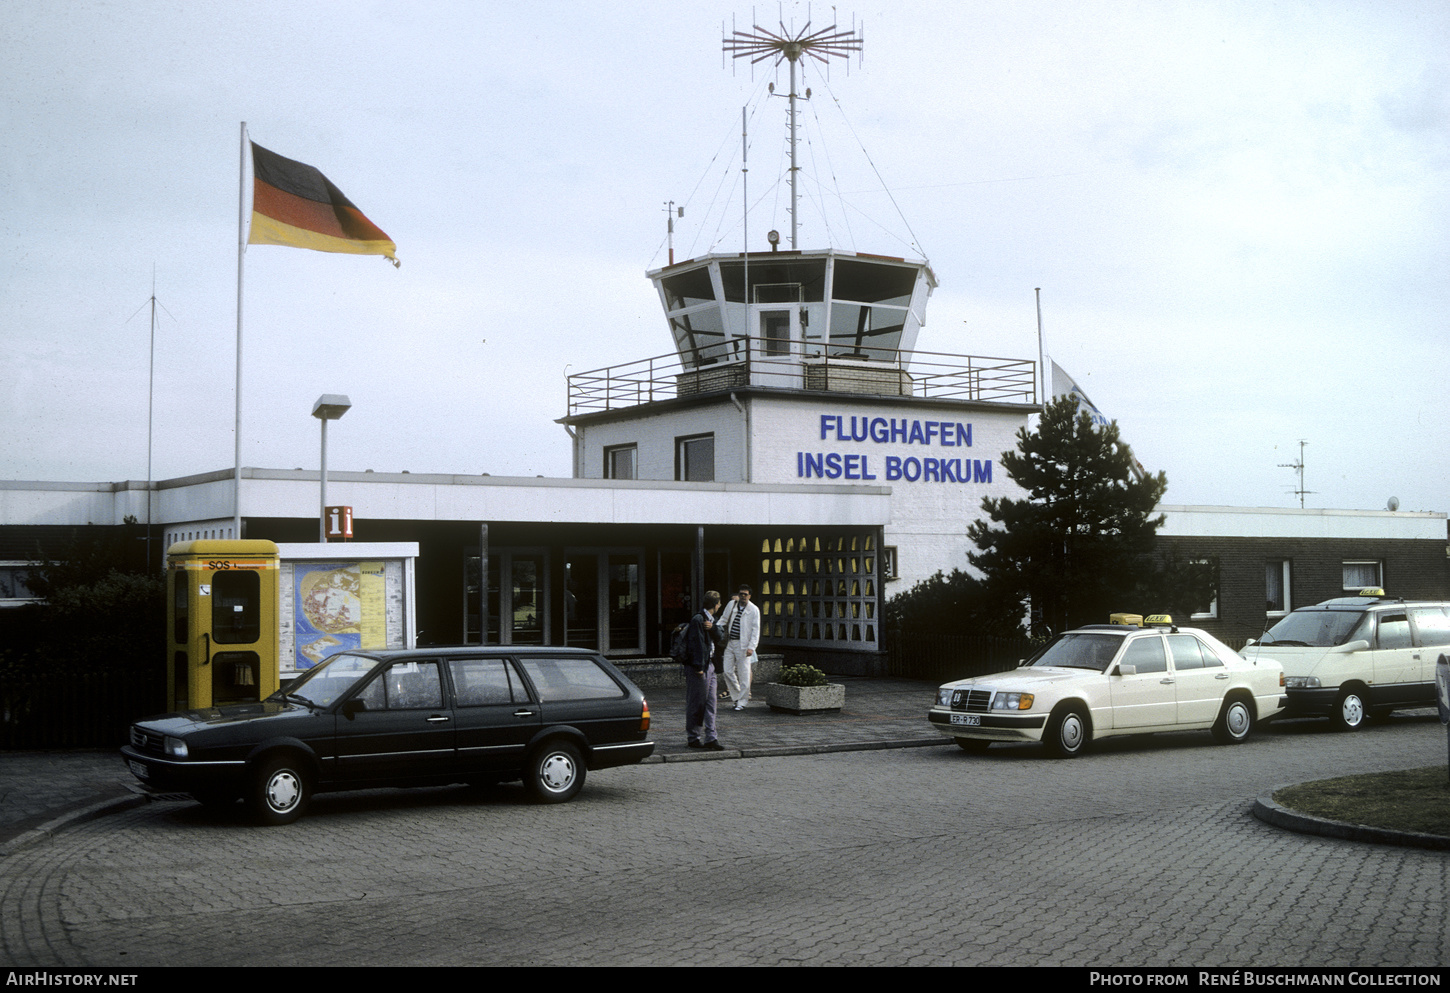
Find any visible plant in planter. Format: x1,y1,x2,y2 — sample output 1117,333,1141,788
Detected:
766,664,845,714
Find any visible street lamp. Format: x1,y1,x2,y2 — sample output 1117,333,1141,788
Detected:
311,394,351,542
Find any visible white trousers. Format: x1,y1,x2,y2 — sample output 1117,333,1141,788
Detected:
721,642,754,705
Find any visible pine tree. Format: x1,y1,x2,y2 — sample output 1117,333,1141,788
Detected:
967,395,1212,636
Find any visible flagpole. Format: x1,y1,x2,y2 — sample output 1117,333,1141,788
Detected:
1035,286,1047,405
234,122,247,538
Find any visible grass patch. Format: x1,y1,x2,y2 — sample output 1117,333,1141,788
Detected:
1275,765,1450,837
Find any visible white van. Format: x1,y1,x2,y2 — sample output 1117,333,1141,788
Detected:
1242,590,1450,730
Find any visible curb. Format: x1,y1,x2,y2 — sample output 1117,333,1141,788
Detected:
0,791,148,858
650,737,953,762
1251,791,1450,852
0,738,954,853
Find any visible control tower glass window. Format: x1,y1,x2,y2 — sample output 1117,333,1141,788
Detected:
675,433,715,482
829,259,916,359
719,260,825,303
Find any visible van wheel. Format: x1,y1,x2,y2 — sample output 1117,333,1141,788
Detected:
1332,689,1366,732
248,756,310,825
1212,697,1254,745
1044,705,1090,758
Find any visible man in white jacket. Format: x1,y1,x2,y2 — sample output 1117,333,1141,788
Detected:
718,584,761,711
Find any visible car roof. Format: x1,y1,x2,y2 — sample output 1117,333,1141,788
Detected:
1068,624,1214,637
345,646,604,661
1301,597,1444,611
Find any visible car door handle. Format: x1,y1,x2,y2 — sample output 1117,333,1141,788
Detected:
1160,678,1174,684
513,709,536,718
426,715,450,723
1215,673,1230,679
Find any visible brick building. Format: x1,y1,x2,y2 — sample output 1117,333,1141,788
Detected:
1155,505,1449,647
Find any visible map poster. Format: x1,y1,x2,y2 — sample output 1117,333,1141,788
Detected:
294,562,386,669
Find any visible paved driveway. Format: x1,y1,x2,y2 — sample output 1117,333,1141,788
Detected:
2,714,1446,967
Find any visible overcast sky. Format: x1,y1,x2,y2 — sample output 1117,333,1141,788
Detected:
2,0,1446,513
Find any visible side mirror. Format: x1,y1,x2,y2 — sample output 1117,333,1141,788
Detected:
341,698,368,718
1116,664,1137,677
1331,639,1370,654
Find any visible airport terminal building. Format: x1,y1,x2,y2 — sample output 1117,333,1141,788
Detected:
3,244,1445,669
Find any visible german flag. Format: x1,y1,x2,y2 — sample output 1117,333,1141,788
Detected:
248,142,398,266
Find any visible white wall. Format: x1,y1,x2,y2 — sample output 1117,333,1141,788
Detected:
1157,505,1447,540
574,398,745,482
746,395,1030,590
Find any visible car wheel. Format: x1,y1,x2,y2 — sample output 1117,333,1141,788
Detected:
1332,689,1366,732
525,741,585,804
1211,696,1254,745
955,738,992,754
1044,705,1090,758
248,756,310,826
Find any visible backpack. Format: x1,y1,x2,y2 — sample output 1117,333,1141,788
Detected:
669,621,691,664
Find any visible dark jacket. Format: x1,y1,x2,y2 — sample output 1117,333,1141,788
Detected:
685,610,715,672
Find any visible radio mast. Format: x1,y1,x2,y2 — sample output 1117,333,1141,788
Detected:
723,15,863,250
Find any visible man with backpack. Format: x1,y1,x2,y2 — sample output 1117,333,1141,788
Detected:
680,590,725,750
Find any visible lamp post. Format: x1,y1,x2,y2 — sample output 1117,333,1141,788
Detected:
311,394,352,542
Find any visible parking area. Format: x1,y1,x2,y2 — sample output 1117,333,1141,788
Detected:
1,694,1445,967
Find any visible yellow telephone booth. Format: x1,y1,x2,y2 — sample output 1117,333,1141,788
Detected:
166,540,280,711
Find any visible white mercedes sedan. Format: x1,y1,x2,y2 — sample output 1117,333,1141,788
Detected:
928,620,1286,758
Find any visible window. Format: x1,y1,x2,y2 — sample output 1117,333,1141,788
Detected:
212,570,261,643
1190,559,1218,620
360,660,443,711
605,445,636,480
0,563,38,605
1166,635,1207,671
760,310,791,356
1120,636,1168,674
756,531,879,649
1409,607,1450,648
1375,612,1412,650
675,434,715,482
449,657,525,706
1266,560,1291,615
1342,561,1382,591
564,549,646,654
515,656,625,702
881,546,899,581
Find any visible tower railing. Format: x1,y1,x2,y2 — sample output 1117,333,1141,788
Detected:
565,337,1038,415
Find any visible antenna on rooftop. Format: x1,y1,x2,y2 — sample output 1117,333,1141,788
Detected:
723,10,863,250
126,266,177,567
1278,439,1314,509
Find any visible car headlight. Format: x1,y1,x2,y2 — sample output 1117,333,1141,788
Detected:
992,692,1034,711
1284,676,1320,689
937,687,954,706
164,736,189,758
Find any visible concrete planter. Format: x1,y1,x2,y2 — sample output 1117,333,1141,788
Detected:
766,682,845,714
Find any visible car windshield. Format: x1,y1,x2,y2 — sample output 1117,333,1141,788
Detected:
1261,609,1367,647
1025,633,1125,672
273,653,377,708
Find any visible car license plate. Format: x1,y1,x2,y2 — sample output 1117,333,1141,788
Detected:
128,759,150,780
950,713,981,727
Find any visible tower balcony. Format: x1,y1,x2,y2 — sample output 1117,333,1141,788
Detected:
565,336,1038,416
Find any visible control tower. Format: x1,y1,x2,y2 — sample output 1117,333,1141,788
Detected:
559,18,1038,656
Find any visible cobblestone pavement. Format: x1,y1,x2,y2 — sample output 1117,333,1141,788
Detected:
0,676,944,847
1,701,1445,968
